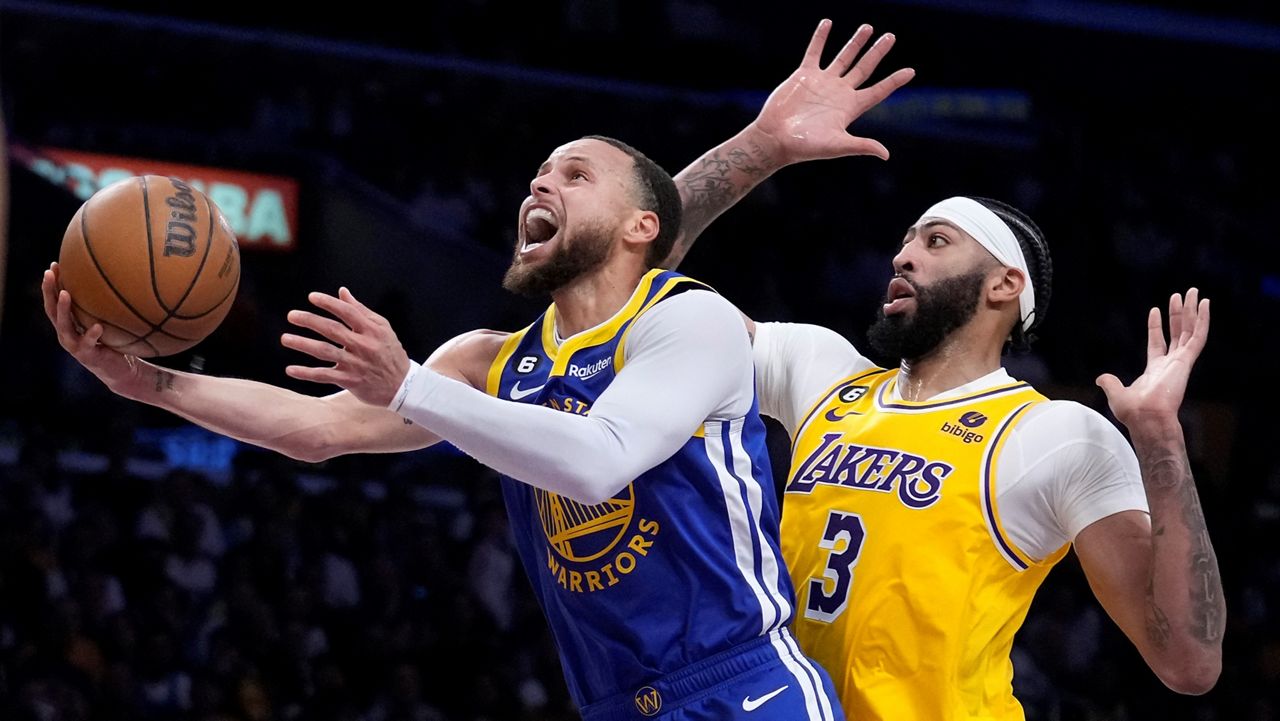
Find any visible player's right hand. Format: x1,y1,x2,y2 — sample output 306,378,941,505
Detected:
42,262,141,392
752,19,915,165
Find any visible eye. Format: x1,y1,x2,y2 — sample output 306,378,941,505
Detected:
927,233,949,248
571,171,588,181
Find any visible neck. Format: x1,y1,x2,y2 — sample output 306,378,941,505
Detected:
550,264,648,338
894,326,1006,401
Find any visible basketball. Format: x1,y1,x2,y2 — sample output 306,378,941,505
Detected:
57,175,241,357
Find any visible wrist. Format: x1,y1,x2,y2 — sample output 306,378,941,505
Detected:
738,123,790,172
112,358,159,401
388,360,423,411
1125,414,1185,447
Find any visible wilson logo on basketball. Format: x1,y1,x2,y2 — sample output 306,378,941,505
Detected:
537,485,660,594
163,179,200,257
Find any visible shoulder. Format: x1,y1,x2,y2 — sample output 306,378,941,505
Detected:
425,329,512,390
1019,399,1129,443
1010,399,1140,472
634,289,745,336
754,321,859,353
653,286,736,312
622,290,750,369
752,321,873,378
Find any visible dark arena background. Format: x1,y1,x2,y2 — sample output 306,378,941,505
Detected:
1,1,1278,719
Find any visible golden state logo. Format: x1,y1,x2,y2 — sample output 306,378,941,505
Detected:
634,686,662,716
537,486,660,593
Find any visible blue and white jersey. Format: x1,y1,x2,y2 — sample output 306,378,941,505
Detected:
485,269,795,707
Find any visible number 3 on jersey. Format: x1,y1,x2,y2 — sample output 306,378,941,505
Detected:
804,511,866,623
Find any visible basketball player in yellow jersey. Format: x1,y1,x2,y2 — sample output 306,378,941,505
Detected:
661,19,1225,719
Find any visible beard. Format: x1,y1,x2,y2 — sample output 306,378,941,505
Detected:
502,220,614,297
867,269,987,363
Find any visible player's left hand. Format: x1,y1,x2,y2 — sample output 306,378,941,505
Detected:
1096,288,1210,429
752,19,916,165
282,287,411,407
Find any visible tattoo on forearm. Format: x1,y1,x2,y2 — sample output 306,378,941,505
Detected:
679,156,737,222
1145,576,1173,650
726,144,767,177
1186,490,1225,644
1140,444,1225,647
154,369,175,393
672,140,769,258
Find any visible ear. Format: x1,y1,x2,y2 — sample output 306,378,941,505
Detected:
988,265,1026,304
621,209,660,249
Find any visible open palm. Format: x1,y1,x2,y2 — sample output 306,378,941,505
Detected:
1097,288,1210,428
754,20,915,164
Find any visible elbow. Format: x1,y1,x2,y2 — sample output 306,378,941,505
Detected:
280,442,329,465
282,427,342,464
1155,654,1222,696
287,446,332,465
558,469,633,506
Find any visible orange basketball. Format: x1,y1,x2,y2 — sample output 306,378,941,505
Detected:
57,175,241,357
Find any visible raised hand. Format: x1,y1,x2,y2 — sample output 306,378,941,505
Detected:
753,19,916,164
282,287,411,407
1096,289,1210,429
41,262,141,393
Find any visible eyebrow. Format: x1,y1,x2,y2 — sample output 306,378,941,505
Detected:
920,220,965,235
537,155,594,175
903,220,966,242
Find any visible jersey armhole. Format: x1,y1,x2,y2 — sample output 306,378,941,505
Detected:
982,399,1055,571
614,277,714,371
485,327,532,397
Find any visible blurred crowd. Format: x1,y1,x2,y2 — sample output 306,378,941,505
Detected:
0,429,578,721
2,1,1279,719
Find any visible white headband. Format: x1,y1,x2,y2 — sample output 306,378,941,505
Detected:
918,196,1036,332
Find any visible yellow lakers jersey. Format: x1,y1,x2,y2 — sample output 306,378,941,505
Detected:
782,368,1065,721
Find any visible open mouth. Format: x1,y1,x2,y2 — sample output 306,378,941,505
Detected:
883,276,917,315
521,206,561,254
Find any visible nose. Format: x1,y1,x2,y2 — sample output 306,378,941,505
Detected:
530,175,553,197
892,242,917,275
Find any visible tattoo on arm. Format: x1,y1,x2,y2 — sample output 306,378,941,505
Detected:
1145,575,1173,650
1186,489,1224,644
1140,445,1225,648
671,139,769,260
154,369,175,393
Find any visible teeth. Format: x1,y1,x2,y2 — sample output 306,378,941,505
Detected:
521,241,546,254
527,207,556,224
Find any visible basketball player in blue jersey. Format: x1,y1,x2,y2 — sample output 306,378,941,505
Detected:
44,137,843,721
655,19,1224,719
41,38,911,715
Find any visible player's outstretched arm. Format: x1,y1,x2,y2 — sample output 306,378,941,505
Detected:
662,18,915,269
286,287,750,505
41,263,482,462
1074,289,1223,695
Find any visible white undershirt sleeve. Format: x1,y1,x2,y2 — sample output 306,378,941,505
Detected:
996,400,1150,561
392,290,754,505
751,322,877,435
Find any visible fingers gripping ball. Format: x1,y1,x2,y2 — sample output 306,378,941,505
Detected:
58,175,241,357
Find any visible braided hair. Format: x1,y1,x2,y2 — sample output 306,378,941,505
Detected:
969,197,1053,352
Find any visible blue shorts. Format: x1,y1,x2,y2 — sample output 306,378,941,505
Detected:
579,628,844,721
